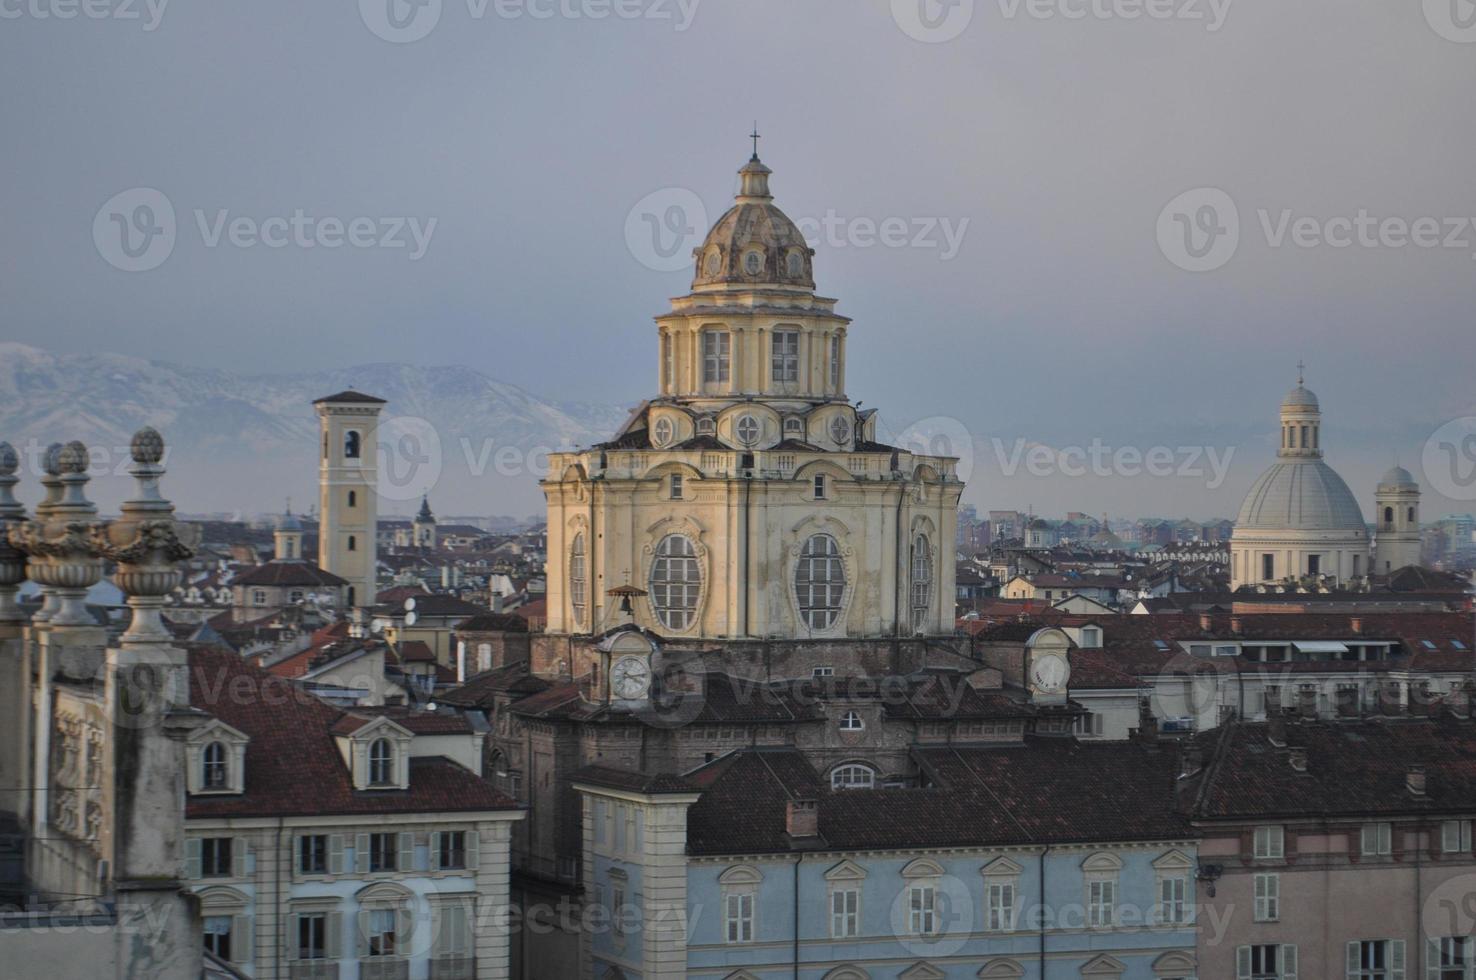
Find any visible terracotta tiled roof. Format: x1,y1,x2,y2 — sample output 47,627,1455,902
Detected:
233,561,347,588
455,613,529,633
571,766,700,795
397,640,435,663
312,390,386,405
331,706,479,735
437,663,551,710
186,648,517,819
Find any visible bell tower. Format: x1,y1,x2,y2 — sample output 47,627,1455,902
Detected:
314,390,385,608
1374,465,1422,574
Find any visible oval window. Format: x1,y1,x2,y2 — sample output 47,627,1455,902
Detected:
652,417,674,448
795,533,845,630
650,535,701,631
736,415,761,446
830,416,852,445
744,250,763,275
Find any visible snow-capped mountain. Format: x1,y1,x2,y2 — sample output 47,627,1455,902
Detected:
0,342,627,515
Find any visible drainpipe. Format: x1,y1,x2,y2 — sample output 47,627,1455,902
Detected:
274,817,285,980
893,482,907,636
1415,823,1425,979
792,854,802,980
742,470,752,638
1038,845,1051,979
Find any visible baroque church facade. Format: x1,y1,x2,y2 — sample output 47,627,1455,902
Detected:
542,153,961,645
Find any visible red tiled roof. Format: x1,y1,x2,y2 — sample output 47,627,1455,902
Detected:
233,561,347,588
398,640,435,663
186,648,517,819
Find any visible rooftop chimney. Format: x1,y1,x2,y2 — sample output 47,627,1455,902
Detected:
1178,742,1204,779
786,799,818,839
1287,745,1308,772
1350,617,1363,634
1230,616,1243,634
1200,613,1214,631
1407,765,1428,797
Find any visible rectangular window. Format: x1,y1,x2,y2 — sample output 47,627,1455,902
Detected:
1443,820,1472,854
367,908,397,957
1238,944,1297,979
201,837,233,878
1435,937,1472,980
986,882,1015,931
813,474,826,499
1254,825,1285,859
1087,879,1116,926
1262,554,1275,580
437,831,467,870
702,331,730,383
298,835,328,875
1159,876,1187,924
1361,822,1393,856
1347,939,1405,979
368,833,397,873
830,888,859,938
202,915,233,961
1254,872,1280,921
297,913,327,960
612,886,626,940
1308,554,1321,575
772,329,799,382
908,885,937,935
670,474,683,500
812,666,834,678
725,892,753,943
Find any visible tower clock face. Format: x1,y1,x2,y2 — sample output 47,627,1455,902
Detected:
1030,652,1069,694
610,655,651,700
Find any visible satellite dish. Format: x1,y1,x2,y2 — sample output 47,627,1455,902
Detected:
371,620,384,635
404,597,416,611
404,611,418,627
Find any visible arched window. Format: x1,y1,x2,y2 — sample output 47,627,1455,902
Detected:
650,535,701,631
369,738,394,786
569,533,587,627
347,535,356,552
839,710,864,731
203,741,228,789
786,250,804,277
830,763,875,790
1384,506,1394,525
345,430,361,459
1408,506,1416,523
795,534,846,630
696,416,716,436
910,535,933,630
348,490,357,507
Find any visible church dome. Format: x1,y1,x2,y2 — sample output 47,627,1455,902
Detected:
1379,465,1417,488
1236,459,1366,531
277,509,302,531
692,155,815,292
1281,384,1319,410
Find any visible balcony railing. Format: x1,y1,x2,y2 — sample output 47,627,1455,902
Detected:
359,959,408,980
288,963,339,980
429,956,476,980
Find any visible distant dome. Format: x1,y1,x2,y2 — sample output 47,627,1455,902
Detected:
1281,384,1319,410
1236,459,1366,531
278,510,302,531
1379,465,1417,488
692,156,815,291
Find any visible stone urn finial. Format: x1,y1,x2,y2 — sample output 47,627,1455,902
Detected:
0,440,25,623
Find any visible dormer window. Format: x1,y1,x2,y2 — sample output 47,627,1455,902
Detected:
369,738,394,786
743,249,764,275
203,742,228,789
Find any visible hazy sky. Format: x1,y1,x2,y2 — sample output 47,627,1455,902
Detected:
3,0,1475,519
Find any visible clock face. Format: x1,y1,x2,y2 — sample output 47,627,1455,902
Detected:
1030,653,1069,694
610,655,651,700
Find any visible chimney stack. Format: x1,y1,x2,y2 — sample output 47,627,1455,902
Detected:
1407,765,1428,797
1134,695,1160,745
1230,616,1243,634
1179,742,1204,779
1350,616,1363,634
786,799,819,839
1288,745,1308,773
1298,687,1319,720
1200,613,1214,631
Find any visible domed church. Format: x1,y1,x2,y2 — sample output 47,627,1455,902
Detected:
541,151,962,640
1230,376,1376,588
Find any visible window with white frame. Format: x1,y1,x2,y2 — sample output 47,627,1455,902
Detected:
1082,853,1121,928
1254,825,1285,859
813,474,827,499
297,834,330,875
568,533,586,627
719,866,760,943
795,533,845,630
1237,943,1297,979
772,329,799,382
1432,937,1473,980
294,910,333,962
669,473,683,499
203,741,228,789
1361,822,1393,857
430,899,473,966
1159,874,1188,925
830,762,875,790
198,888,251,965
203,915,237,962
365,908,399,957
839,710,864,731
702,331,730,383
1346,939,1405,979
830,886,859,938
201,837,234,878
908,883,937,935
1443,820,1472,854
435,830,469,870
367,832,398,873
985,879,1015,932
650,534,701,631
368,738,394,786
1254,872,1279,921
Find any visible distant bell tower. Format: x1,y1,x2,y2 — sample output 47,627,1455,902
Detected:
274,503,304,561
1374,465,1422,574
414,494,437,549
314,390,385,608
